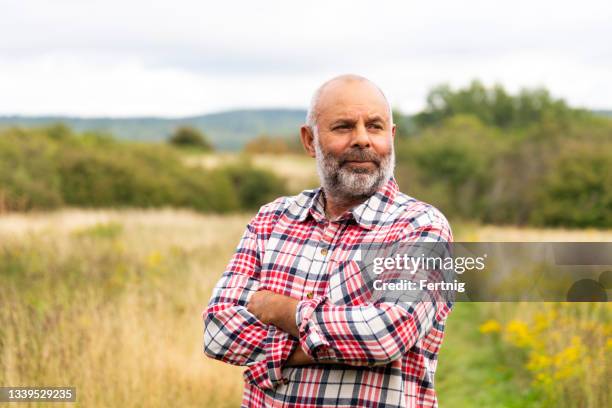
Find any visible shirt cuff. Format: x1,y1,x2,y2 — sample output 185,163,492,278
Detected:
295,295,337,361
243,325,297,390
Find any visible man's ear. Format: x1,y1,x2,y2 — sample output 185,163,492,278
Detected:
300,125,316,158
391,123,396,140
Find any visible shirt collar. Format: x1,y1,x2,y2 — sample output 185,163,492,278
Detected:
289,176,400,230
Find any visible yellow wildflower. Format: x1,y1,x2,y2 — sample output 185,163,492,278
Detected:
526,351,552,372
505,319,533,348
479,319,502,334
147,250,162,268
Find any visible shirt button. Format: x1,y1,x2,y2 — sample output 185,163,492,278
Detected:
320,248,328,256
306,292,314,299
281,378,290,385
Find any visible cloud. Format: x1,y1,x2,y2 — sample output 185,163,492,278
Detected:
1,0,611,115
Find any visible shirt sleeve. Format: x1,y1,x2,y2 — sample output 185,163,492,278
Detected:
295,207,454,366
203,212,297,389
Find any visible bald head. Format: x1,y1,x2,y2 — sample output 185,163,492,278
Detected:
306,74,393,130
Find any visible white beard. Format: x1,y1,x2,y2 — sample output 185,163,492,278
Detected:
314,135,395,201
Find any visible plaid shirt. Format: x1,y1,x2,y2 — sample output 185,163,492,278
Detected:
203,176,453,407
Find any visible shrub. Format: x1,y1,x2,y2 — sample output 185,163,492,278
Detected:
0,125,280,213
215,160,288,210
394,112,612,228
0,127,63,211
530,142,612,227
395,115,503,220
168,126,213,151
413,80,585,130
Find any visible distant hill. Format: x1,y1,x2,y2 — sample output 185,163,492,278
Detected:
1,108,610,150
594,110,612,118
0,109,307,151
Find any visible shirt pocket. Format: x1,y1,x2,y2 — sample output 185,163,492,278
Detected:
259,237,320,296
326,257,374,306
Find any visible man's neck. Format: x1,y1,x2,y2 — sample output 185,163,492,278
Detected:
322,190,369,221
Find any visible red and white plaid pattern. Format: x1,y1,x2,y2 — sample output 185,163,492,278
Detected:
204,176,454,407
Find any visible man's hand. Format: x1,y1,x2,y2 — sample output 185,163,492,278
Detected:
285,346,315,366
249,290,347,368
247,290,300,337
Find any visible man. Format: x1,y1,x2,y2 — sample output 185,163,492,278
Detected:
203,74,453,407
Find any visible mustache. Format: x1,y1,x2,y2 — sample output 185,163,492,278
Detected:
338,148,381,166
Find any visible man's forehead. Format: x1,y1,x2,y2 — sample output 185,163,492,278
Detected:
315,79,390,121
326,108,387,122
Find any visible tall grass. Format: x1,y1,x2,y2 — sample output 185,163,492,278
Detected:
0,210,250,407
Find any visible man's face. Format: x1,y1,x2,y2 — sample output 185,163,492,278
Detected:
308,80,396,200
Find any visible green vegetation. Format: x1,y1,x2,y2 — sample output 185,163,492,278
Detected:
413,80,587,130
0,124,287,213
219,161,289,209
395,82,612,228
168,126,213,151
1,82,611,228
437,303,542,407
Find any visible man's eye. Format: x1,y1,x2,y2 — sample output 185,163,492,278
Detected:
333,124,350,130
368,123,383,130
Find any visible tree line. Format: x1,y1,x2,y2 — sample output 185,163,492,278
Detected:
393,81,612,228
0,124,286,214
1,81,610,227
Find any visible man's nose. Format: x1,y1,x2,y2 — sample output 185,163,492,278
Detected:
351,123,371,148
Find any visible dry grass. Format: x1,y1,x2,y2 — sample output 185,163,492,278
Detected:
0,209,251,407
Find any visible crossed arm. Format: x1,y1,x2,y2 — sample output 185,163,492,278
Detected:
203,219,319,389
246,290,317,366
246,290,299,337
247,287,443,367
203,211,453,388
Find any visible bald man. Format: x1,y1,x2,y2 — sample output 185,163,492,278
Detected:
204,75,453,407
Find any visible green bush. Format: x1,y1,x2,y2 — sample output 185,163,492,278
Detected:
395,112,612,228
396,115,503,220
0,125,285,213
0,126,63,210
414,80,586,131
216,159,288,210
530,142,612,227
168,126,213,151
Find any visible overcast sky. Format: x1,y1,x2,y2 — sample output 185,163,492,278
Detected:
1,0,611,117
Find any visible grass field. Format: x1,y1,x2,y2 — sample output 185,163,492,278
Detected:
1,209,610,407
